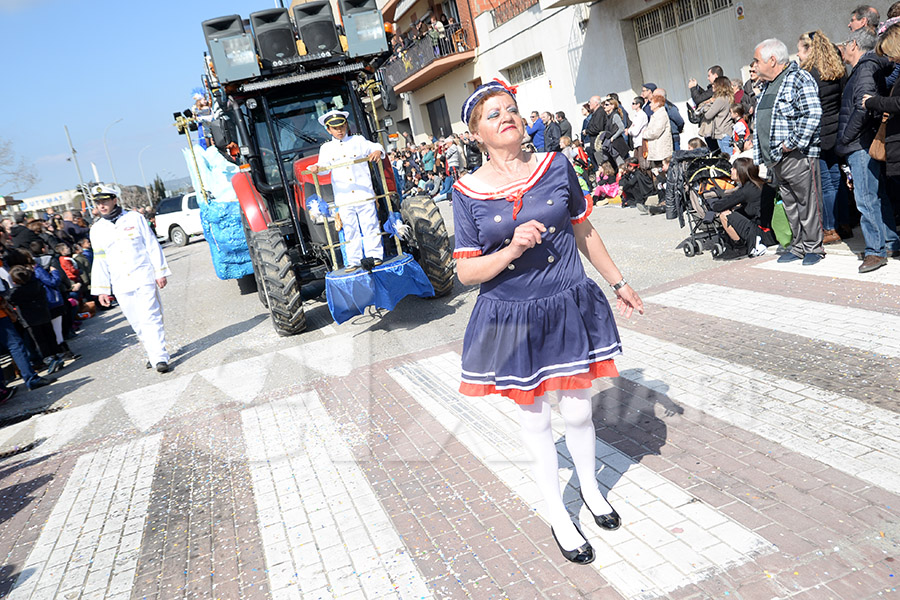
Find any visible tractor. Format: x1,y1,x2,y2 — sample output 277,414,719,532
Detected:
195,2,454,335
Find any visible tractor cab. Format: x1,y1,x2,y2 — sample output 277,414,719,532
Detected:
190,3,455,336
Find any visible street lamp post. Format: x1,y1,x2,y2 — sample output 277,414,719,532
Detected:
138,145,152,205
103,118,124,186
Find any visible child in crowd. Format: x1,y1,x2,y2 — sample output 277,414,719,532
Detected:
730,104,750,155
8,265,66,373
561,136,592,197
73,241,92,288
648,157,671,215
619,158,654,210
687,137,708,150
592,162,621,206
56,243,81,285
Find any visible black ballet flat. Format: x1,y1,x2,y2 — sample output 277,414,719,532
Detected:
551,524,595,565
580,489,621,531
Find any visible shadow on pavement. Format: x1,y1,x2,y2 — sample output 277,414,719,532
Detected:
169,313,268,367
558,368,683,519
357,279,468,334
0,472,54,528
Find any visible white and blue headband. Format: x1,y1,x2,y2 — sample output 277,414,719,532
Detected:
461,78,518,124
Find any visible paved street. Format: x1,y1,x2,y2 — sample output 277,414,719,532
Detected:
0,203,898,600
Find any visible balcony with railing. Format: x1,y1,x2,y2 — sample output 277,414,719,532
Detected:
491,0,539,27
380,26,475,93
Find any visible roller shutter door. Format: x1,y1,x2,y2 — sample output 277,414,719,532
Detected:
634,0,742,104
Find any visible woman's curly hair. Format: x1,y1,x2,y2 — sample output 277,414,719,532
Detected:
799,30,845,81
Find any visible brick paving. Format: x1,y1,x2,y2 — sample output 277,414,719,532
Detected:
0,256,899,599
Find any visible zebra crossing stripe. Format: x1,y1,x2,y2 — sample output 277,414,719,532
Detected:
388,354,771,599
754,252,900,286
645,283,900,359
6,435,161,600
616,328,900,495
240,392,435,600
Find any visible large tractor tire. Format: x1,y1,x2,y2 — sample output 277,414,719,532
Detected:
401,195,455,297
248,227,306,336
241,213,268,308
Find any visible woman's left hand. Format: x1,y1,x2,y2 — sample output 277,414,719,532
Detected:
862,94,872,109
615,284,644,318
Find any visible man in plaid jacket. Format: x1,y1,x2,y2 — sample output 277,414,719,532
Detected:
752,38,824,266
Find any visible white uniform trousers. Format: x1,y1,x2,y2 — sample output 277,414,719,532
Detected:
340,201,383,266
117,284,169,364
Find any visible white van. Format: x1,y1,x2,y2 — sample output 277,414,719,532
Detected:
154,192,204,247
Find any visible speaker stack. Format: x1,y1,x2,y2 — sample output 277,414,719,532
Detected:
250,8,299,68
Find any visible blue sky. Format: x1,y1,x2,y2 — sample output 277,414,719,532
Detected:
1,0,280,198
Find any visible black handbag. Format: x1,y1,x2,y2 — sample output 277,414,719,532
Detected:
686,102,701,125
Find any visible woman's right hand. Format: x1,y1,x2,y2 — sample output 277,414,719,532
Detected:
862,94,872,109
508,219,546,259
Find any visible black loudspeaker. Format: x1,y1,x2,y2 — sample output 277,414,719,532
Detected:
381,83,398,112
202,15,245,54
210,115,237,154
292,1,342,54
250,9,298,68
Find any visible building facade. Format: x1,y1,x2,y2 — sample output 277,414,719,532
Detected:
377,0,855,145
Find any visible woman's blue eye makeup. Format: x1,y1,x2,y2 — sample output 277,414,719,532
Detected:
487,109,500,119
507,106,519,114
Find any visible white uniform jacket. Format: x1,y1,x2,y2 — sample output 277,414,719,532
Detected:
316,135,385,208
90,211,171,296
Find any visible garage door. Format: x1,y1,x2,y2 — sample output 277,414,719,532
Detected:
634,0,742,105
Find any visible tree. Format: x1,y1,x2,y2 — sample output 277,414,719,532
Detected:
151,174,167,203
0,137,38,195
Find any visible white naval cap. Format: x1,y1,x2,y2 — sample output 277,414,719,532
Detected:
91,183,121,198
317,109,350,128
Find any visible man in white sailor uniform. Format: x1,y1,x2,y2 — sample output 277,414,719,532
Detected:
308,110,385,271
89,184,172,372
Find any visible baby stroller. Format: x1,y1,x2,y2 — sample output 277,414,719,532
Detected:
667,151,735,257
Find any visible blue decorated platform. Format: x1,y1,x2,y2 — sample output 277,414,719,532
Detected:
325,254,435,324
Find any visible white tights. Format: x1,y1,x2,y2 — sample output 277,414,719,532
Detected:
518,388,613,551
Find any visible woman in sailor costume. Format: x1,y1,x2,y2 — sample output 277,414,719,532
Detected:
452,81,644,564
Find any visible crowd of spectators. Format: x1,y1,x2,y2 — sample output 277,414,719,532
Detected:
389,4,900,275
390,132,481,202
0,209,95,399
482,3,900,274
388,12,467,61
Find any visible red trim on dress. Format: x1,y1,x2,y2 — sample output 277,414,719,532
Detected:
459,359,619,404
570,194,594,224
453,249,483,259
452,153,557,199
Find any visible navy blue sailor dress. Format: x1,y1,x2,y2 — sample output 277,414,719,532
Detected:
452,152,622,404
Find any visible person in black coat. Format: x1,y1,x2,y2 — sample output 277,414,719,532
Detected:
463,133,483,172
556,112,572,141
864,23,900,178
798,29,851,243
9,214,42,250
542,112,562,152
709,158,776,259
688,65,723,106
584,96,609,166
836,27,899,272
7,266,64,373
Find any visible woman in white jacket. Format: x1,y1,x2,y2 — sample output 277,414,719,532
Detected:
626,96,649,149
